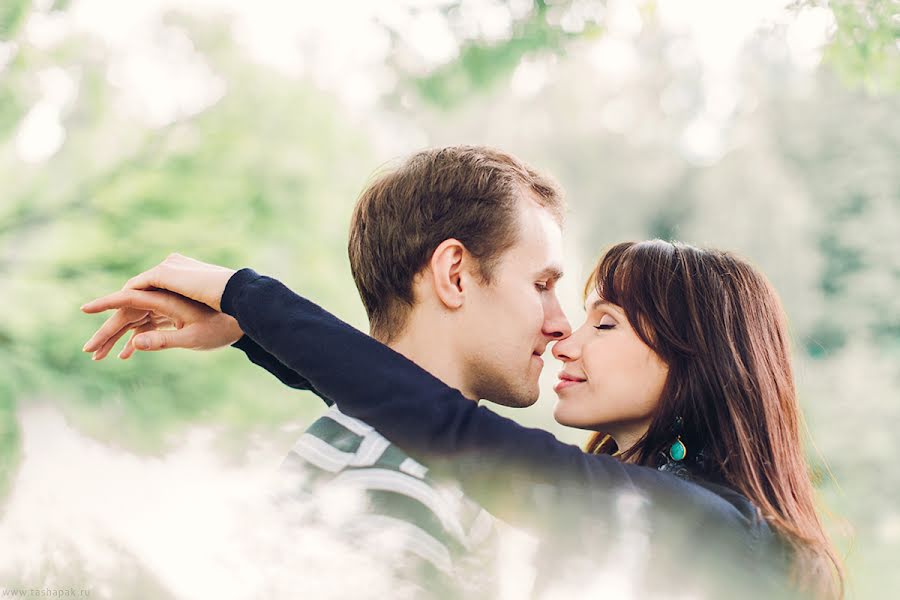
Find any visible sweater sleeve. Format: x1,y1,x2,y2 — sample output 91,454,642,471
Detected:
220,269,755,534
230,335,332,405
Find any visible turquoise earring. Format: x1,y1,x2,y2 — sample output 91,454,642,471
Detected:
668,416,687,462
669,436,687,462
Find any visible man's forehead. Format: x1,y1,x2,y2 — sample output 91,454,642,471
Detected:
494,197,566,279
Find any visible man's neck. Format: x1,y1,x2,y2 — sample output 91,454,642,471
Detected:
381,330,479,403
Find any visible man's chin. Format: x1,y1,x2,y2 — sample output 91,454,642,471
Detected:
486,388,539,409
470,371,539,408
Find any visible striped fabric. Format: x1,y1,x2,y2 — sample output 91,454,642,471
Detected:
279,406,498,597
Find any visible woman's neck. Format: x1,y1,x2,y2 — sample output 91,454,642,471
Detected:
609,422,651,460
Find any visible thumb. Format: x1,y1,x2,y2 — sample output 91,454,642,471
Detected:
133,330,193,351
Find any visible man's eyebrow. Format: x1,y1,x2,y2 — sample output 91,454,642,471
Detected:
535,266,564,281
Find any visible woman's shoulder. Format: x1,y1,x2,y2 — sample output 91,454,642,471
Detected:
689,477,771,534
620,460,774,542
665,473,789,564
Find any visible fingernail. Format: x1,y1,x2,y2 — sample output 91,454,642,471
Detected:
135,337,149,350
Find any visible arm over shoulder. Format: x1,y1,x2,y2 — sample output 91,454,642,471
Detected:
220,269,774,554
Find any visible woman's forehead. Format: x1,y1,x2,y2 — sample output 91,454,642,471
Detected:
583,289,624,315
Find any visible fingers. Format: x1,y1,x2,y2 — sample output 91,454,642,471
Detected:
130,329,195,352
119,322,157,360
81,288,178,315
83,307,151,354
81,290,163,314
91,315,151,361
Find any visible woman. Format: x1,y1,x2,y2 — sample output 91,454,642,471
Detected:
558,241,843,598
84,240,844,597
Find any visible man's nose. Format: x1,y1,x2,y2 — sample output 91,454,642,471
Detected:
542,294,572,339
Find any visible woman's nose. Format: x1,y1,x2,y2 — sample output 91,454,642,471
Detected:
551,332,579,362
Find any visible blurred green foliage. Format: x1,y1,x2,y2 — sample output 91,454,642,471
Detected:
1,12,375,491
410,1,600,108
0,0,31,41
825,0,900,94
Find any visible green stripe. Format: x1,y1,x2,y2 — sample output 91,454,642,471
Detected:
305,416,363,454
374,444,413,472
364,487,465,556
401,553,459,598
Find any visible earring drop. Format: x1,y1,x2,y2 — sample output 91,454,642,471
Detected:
669,416,686,462
669,436,687,462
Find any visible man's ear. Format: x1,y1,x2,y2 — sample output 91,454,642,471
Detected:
428,238,469,310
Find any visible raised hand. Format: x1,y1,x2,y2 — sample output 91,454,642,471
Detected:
81,288,244,360
83,253,237,314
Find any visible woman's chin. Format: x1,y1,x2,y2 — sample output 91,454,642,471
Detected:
553,401,611,432
552,402,584,428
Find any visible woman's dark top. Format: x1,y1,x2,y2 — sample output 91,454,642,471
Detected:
221,268,794,596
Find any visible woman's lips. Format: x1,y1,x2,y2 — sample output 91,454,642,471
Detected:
554,378,585,393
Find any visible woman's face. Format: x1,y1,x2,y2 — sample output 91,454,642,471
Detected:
551,289,669,445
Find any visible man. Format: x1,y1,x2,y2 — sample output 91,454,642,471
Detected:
81,146,572,596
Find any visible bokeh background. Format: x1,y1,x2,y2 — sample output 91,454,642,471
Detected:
1,0,898,597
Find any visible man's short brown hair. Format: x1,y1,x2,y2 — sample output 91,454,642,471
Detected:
348,145,565,342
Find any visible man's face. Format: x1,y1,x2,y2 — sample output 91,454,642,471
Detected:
456,197,571,407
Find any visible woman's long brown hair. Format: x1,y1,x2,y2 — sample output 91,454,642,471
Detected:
582,240,843,598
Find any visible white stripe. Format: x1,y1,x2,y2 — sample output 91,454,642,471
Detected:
399,457,428,479
326,406,374,436
345,514,453,574
352,434,390,467
318,409,395,468
466,510,495,548
332,468,468,543
291,433,353,473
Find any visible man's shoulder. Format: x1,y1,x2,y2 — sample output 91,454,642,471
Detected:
278,408,499,593
282,407,496,547
291,406,430,478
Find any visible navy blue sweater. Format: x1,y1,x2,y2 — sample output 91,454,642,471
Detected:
221,268,792,594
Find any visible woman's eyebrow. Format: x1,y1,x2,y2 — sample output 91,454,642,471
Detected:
584,299,618,313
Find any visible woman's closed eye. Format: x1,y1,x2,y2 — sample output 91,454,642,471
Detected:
594,315,617,330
